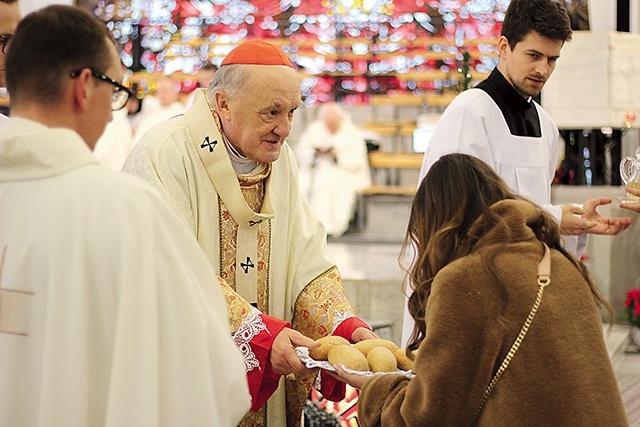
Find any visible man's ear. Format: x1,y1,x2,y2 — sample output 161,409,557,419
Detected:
497,35,510,60
71,68,92,112
213,91,231,119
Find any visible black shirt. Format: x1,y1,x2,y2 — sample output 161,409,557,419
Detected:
476,68,542,138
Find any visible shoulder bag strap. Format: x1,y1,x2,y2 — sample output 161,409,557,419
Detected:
471,243,551,426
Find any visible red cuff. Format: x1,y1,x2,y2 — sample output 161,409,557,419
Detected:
319,369,346,401
333,316,371,342
245,314,289,411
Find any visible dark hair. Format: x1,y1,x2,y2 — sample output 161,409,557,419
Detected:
400,154,612,354
501,0,572,50
5,5,114,105
0,0,19,5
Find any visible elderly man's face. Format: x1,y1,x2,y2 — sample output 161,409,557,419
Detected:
221,66,301,164
0,1,22,88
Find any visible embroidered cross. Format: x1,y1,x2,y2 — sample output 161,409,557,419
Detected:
240,257,255,274
200,136,218,153
248,220,263,226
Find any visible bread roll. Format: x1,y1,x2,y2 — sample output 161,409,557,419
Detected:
367,347,397,373
327,344,369,371
394,348,415,371
308,335,350,360
354,338,399,356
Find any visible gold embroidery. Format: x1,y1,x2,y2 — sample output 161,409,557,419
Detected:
218,275,253,333
291,266,355,340
239,405,267,427
218,170,271,316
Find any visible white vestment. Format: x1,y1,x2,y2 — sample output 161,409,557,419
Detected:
0,118,249,427
132,101,185,145
295,116,371,237
93,108,134,170
123,91,369,426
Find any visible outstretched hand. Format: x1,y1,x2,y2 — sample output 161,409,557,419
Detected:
559,204,596,235
270,328,320,377
582,197,632,235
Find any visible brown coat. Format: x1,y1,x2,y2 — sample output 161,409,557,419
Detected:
358,200,628,427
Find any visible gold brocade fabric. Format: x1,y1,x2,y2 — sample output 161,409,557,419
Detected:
291,267,355,339
220,166,357,427
220,168,271,322
218,168,271,427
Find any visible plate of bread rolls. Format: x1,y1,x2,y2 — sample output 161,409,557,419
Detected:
296,337,415,378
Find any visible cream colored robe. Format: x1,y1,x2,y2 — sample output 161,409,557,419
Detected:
0,118,249,427
123,90,367,426
295,114,371,237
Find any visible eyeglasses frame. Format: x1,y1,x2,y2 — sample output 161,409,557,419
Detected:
69,67,135,111
0,34,12,54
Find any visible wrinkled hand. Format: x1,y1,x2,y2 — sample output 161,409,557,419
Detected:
581,197,632,235
328,364,372,389
350,327,379,343
559,204,597,235
620,185,640,213
270,328,320,377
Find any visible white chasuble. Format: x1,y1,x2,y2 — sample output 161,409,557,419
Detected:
123,90,368,427
0,117,249,427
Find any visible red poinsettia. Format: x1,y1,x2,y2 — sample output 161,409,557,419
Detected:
624,288,640,327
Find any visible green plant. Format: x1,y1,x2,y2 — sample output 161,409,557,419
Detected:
624,288,640,328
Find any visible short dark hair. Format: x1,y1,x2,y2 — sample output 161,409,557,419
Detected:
0,0,19,5
501,0,572,50
5,5,114,105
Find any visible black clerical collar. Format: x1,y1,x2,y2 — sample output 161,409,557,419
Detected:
475,68,542,138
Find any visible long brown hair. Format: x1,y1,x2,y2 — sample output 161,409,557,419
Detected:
400,154,612,354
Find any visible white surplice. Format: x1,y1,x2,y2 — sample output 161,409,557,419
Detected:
295,116,371,237
0,118,249,427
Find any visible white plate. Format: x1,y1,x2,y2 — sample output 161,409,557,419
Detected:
295,346,415,378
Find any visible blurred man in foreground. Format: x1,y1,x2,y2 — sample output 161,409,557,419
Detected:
0,6,248,426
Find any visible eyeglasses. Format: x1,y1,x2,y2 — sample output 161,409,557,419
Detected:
1,35,11,54
69,67,135,111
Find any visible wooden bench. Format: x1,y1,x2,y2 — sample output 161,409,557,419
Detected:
355,152,423,231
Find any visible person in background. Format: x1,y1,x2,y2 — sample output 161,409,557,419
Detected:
184,62,218,108
295,102,371,237
93,106,134,170
334,154,628,426
131,75,185,144
404,0,632,345
0,0,21,121
123,39,377,426
0,6,249,426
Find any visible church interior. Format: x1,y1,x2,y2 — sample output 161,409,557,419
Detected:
2,0,640,425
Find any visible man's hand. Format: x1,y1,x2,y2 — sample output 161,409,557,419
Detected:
350,327,379,343
582,197,632,235
620,185,640,213
560,199,632,236
270,328,320,377
559,204,597,235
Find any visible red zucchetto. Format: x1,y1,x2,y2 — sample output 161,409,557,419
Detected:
220,39,293,68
